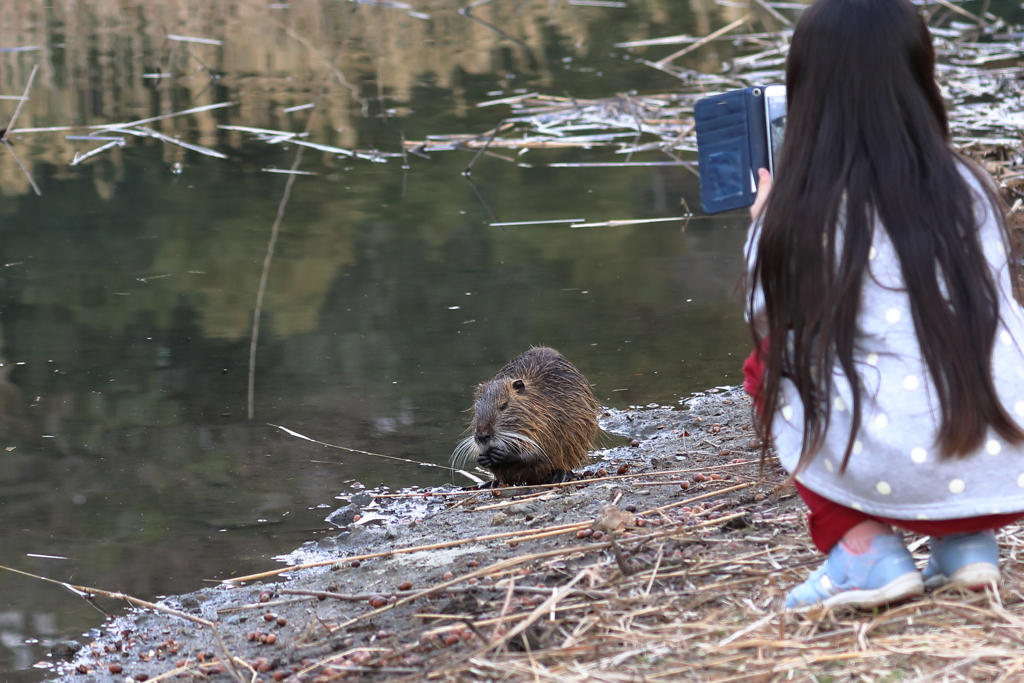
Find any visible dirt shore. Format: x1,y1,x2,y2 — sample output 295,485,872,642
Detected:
49,386,811,683
45,381,1024,683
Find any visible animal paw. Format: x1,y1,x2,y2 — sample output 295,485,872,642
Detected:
478,449,515,469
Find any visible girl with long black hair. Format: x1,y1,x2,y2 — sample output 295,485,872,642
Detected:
744,0,1024,609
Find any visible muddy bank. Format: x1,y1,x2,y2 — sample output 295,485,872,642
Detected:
47,386,809,682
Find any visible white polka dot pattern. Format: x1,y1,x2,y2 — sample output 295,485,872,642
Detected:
757,172,1024,522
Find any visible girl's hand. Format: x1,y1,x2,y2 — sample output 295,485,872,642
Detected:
750,168,773,220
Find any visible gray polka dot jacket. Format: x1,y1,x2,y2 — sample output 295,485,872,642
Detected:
745,167,1024,520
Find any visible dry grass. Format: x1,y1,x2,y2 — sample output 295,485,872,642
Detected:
274,495,1024,683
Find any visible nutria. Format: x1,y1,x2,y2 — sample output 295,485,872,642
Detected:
452,347,601,486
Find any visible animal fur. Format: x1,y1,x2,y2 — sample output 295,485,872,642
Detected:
453,347,600,485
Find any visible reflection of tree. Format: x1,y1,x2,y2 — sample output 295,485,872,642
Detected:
0,0,703,196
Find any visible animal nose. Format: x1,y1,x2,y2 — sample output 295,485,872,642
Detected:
476,431,491,444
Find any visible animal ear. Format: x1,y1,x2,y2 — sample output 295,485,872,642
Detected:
512,379,526,394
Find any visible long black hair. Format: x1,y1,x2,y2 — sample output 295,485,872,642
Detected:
751,0,1024,472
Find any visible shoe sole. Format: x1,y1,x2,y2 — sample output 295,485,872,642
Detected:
796,572,924,611
949,562,1000,591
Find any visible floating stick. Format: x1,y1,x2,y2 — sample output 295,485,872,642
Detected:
569,0,627,6
751,0,794,26
655,16,750,66
544,161,688,167
108,126,227,158
70,139,125,166
477,92,540,108
218,124,300,137
262,168,318,175
1,65,41,195
289,138,355,156
87,101,235,133
271,424,460,471
2,64,38,143
489,219,586,226
572,216,690,228
166,34,223,46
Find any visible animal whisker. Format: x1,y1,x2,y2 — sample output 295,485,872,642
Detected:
493,430,542,456
451,436,479,469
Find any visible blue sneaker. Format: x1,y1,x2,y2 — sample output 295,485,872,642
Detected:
786,534,923,610
922,531,999,591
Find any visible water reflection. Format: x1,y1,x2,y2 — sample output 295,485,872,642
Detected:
0,1,761,678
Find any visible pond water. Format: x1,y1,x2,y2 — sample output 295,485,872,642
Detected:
3,0,1015,678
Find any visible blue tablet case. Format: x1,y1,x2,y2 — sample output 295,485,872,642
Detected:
695,87,770,215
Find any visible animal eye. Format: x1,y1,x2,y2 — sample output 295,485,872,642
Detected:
512,379,526,394
499,401,509,411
